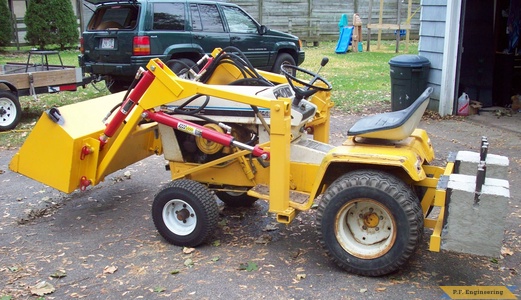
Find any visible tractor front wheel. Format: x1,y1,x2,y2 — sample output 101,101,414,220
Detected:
152,179,218,247
316,170,423,276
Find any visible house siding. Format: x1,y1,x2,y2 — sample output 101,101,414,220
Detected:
418,0,447,111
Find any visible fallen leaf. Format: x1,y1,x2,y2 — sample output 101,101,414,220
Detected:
184,258,194,268
375,287,387,292
211,256,220,262
183,247,195,254
50,270,67,278
30,281,55,296
263,223,279,232
170,269,180,275
212,240,221,247
501,246,514,256
360,288,368,293
153,286,165,293
103,265,118,274
296,274,306,280
238,261,258,272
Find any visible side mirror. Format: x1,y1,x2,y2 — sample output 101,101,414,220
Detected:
259,25,268,35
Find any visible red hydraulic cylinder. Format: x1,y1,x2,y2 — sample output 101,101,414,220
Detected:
145,111,234,146
99,69,156,148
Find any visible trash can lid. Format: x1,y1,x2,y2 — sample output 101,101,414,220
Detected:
389,55,430,67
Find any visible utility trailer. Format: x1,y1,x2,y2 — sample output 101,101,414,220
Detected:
0,50,86,131
9,48,510,276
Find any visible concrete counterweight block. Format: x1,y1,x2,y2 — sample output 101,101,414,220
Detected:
441,174,510,257
455,150,509,179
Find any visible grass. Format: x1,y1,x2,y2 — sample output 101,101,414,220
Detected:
300,40,418,112
0,40,418,147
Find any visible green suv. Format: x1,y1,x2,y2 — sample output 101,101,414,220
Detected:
79,0,305,92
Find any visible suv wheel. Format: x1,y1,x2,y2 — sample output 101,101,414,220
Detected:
271,53,296,75
166,58,200,80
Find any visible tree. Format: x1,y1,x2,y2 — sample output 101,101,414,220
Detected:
24,0,78,50
52,0,79,50
0,0,13,48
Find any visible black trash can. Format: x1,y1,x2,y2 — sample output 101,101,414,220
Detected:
389,55,430,111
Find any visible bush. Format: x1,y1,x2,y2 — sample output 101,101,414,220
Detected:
52,0,79,50
24,0,78,50
0,0,13,48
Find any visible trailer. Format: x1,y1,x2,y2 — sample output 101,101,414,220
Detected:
0,50,86,131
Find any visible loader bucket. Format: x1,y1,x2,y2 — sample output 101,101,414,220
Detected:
9,92,161,193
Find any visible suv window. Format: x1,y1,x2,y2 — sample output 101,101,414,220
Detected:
190,4,224,32
153,3,185,31
88,6,137,30
221,6,258,34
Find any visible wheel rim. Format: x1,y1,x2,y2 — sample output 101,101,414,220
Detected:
335,198,396,259
162,199,197,236
0,97,17,127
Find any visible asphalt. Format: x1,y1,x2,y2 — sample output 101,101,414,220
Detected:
0,108,520,299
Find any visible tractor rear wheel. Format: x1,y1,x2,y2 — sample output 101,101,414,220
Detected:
216,187,257,207
152,179,218,246
316,169,423,276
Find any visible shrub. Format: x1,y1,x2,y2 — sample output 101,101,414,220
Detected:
51,0,79,50
24,0,78,50
0,0,13,48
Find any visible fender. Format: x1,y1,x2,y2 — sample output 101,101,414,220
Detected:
0,80,19,96
309,129,435,200
163,43,205,59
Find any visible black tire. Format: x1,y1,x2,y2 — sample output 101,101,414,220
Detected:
216,190,257,207
166,58,199,80
271,53,296,75
152,179,218,247
316,169,423,276
0,91,22,131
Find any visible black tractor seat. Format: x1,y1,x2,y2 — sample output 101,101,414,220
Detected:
347,87,433,140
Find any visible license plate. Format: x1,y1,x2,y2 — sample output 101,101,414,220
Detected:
101,38,115,49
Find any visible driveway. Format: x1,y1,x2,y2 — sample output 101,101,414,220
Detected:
1,109,520,299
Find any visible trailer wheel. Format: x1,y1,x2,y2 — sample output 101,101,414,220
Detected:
216,190,257,207
152,179,218,247
0,91,21,131
316,170,423,276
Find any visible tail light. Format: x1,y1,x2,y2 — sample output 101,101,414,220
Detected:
133,36,150,56
79,37,84,53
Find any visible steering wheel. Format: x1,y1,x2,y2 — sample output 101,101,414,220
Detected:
280,63,332,103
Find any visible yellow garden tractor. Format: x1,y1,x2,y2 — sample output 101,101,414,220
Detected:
9,48,507,276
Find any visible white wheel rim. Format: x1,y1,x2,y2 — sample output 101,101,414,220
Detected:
335,199,396,259
162,199,197,236
0,97,17,126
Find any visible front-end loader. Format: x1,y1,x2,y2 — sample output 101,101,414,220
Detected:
9,48,508,276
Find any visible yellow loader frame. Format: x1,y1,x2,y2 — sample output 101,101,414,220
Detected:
10,51,451,276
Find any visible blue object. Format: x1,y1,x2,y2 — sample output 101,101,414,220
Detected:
358,42,363,52
394,29,406,37
338,14,348,32
335,26,353,54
